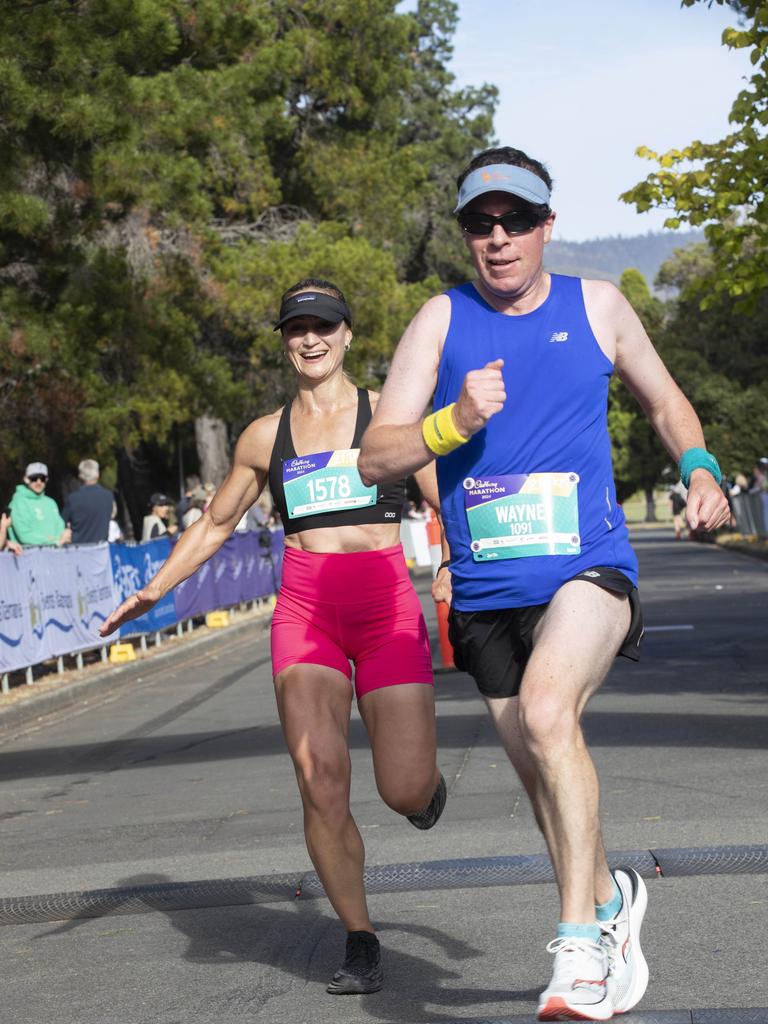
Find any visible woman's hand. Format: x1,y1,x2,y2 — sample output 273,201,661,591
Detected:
99,587,161,637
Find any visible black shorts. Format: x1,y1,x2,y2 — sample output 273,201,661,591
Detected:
448,566,643,699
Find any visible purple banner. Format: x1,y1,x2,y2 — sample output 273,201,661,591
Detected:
109,538,177,636
173,529,283,621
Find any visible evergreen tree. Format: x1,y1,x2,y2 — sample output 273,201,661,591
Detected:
0,0,496,519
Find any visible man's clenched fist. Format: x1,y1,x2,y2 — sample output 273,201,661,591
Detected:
452,359,506,437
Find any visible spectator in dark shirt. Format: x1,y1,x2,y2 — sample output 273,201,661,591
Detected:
62,459,115,544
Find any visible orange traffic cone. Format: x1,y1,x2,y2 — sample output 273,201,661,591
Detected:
434,598,454,669
425,506,443,575
425,508,454,669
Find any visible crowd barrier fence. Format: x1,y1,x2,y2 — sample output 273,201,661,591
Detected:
0,521,434,692
731,492,768,538
0,529,285,691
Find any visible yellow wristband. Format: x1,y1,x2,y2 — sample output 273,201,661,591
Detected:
422,403,469,456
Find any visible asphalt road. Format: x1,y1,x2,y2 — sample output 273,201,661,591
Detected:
0,529,766,1024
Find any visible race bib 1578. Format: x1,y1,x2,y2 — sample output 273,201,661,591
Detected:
283,448,376,519
464,472,581,561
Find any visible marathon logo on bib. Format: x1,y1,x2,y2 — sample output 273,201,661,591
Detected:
283,448,376,519
464,472,581,561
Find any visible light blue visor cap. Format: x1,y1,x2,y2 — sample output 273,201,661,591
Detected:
454,163,551,213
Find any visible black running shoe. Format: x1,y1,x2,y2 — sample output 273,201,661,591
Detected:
326,930,383,995
407,773,447,830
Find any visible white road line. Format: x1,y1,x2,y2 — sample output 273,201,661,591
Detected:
645,625,695,632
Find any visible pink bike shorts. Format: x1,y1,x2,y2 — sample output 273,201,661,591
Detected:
271,544,434,699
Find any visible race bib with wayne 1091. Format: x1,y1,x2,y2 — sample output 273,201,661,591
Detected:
464,472,581,561
283,448,377,519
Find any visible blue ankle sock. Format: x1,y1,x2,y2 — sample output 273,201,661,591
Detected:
556,922,602,943
595,877,623,921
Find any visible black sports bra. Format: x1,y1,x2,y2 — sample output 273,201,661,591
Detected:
268,388,405,535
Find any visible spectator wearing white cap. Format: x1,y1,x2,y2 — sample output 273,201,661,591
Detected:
62,459,115,544
7,462,70,547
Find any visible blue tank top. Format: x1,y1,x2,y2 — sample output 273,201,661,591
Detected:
434,275,638,610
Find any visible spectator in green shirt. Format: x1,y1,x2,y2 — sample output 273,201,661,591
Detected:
7,462,70,547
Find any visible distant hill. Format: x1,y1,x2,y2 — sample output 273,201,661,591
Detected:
545,230,705,290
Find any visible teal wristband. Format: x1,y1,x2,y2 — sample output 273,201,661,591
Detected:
679,447,722,488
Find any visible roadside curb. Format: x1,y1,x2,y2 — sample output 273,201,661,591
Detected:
714,537,768,563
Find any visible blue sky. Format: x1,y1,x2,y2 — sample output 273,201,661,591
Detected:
412,1,752,241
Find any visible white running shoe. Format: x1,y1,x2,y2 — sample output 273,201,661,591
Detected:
537,936,614,1021
600,867,649,1014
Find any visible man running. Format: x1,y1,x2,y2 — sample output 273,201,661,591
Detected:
358,147,729,1021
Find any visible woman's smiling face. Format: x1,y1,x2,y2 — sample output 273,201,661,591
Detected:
281,309,351,381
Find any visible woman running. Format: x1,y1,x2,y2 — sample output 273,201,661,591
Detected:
100,278,446,995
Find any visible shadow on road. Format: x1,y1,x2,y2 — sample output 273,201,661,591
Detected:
2,697,767,783
32,872,538,1022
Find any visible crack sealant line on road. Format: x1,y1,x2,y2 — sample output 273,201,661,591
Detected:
2,843,767,927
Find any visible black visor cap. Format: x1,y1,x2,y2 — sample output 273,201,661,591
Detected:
273,293,352,331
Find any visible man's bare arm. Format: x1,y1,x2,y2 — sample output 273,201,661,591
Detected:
358,296,448,484
414,462,440,513
594,282,729,531
359,294,507,484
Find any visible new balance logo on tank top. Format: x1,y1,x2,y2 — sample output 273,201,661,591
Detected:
434,275,638,611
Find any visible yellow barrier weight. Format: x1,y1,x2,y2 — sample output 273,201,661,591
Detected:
109,643,136,663
206,611,230,629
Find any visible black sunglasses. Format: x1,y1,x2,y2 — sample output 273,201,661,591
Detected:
28,474,47,482
458,209,547,236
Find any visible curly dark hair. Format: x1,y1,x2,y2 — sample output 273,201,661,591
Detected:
457,146,553,191
282,276,348,303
